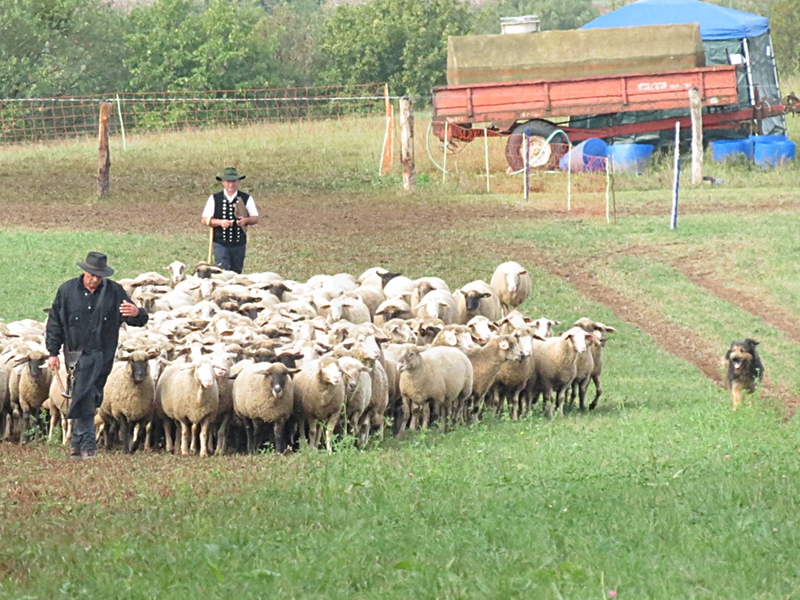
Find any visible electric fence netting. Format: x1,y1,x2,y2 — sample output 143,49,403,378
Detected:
0,83,387,145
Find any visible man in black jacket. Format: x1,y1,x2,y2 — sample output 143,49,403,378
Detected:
45,252,149,459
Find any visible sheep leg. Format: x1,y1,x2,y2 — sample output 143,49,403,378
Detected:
180,419,191,455
19,409,30,444
578,378,591,412
324,413,339,453
119,415,132,454
216,413,230,455
245,419,257,454
61,415,70,445
394,398,410,436
48,407,59,442
190,422,200,455
163,419,175,453
589,374,602,411
2,414,11,441
542,388,554,419
422,402,431,430
555,387,567,417
199,420,211,457
273,420,288,454
508,387,522,421
307,420,319,450
130,422,144,454
357,416,370,449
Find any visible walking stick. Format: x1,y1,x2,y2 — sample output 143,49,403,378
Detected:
207,226,214,264
53,367,71,414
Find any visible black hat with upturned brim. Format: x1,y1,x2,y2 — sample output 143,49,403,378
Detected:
216,167,246,181
77,251,114,277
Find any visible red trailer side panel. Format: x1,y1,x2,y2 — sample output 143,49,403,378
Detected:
432,66,740,125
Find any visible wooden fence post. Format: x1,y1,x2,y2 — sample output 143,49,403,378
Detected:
689,88,703,186
97,102,111,198
399,97,415,193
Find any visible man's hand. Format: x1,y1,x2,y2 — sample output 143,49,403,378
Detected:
120,300,141,317
47,356,60,371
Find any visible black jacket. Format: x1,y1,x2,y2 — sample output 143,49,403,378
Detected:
45,276,149,366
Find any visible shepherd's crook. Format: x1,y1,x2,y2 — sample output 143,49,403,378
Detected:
207,226,214,264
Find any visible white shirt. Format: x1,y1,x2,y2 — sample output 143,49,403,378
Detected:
202,190,259,219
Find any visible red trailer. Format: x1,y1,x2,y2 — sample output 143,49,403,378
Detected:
430,64,785,170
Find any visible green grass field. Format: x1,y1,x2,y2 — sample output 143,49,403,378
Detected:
1,92,799,598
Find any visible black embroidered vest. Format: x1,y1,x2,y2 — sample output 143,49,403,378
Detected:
212,191,250,246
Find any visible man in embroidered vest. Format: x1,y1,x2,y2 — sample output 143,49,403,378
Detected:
45,252,149,459
201,167,260,273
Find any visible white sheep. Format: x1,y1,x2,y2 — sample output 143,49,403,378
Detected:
431,324,480,353
411,317,446,345
397,345,473,431
45,362,71,444
10,349,53,443
327,295,372,325
490,261,532,315
156,356,223,456
99,350,156,453
381,318,418,344
357,267,403,290
336,355,373,449
413,289,459,324
573,317,617,410
373,297,414,326
409,277,451,308
292,355,346,452
344,323,390,443
232,361,296,454
454,280,503,324
530,327,590,418
493,324,538,420
464,334,524,422
165,260,187,286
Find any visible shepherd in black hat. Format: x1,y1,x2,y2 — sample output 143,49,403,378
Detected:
201,167,260,273
45,252,149,459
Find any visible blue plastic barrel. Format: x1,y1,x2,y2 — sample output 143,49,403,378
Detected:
749,134,789,145
607,144,654,174
753,140,796,168
711,139,751,162
559,138,607,172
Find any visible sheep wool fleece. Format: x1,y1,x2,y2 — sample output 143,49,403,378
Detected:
45,276,149,420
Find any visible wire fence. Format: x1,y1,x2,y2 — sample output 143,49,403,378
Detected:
0,83,388,145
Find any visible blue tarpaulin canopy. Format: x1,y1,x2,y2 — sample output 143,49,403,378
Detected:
580,0,769,41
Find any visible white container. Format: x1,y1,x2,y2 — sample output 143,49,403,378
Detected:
500,15,541,35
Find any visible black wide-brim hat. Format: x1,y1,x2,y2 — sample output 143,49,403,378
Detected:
216,167,246,182
77,251,114,277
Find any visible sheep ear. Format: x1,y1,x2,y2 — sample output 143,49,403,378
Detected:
480,292,492,299
14,356,30,366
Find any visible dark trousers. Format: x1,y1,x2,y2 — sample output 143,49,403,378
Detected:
72,417,97,453
67,350,109,452
213,243,246,273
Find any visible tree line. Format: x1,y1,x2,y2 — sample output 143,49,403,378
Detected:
0,0,797,100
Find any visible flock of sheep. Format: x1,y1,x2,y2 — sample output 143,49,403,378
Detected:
0,260,616,456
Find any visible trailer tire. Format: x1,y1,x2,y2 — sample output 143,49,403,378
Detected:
505,120,567,171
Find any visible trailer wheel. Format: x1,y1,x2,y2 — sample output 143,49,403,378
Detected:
505,120,567,171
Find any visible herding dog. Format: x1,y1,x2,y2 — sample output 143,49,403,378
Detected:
724,338,764,411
